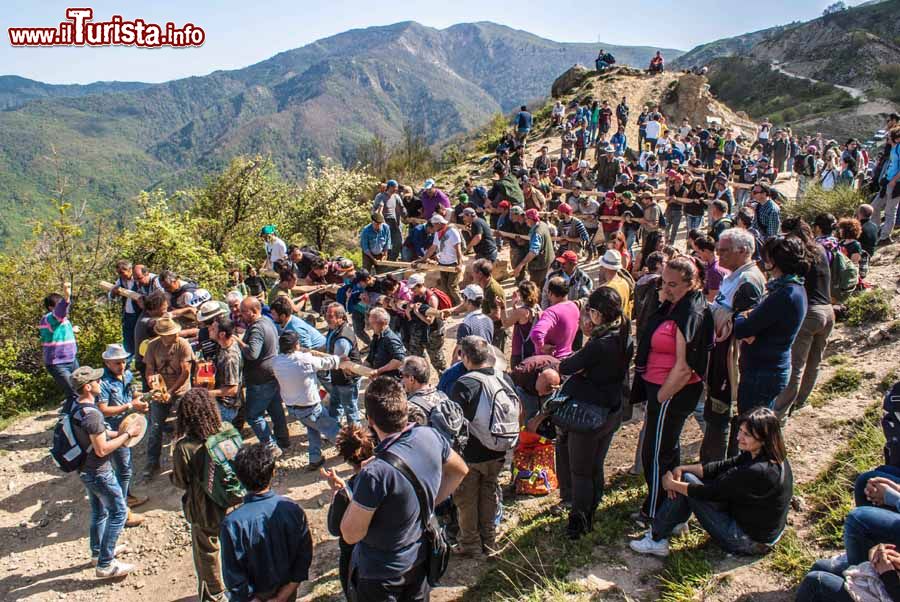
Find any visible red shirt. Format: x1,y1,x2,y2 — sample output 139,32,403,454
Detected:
644,320,702,386
600,200,620,233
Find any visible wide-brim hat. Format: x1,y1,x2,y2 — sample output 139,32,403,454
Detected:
119,413,148,448
197,300,228,323
101,343,129,361
153,313,182,336
599,249,623,271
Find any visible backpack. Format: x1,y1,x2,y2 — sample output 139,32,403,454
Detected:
829,245,859,303
50,405,100,473
458,371,520,452
429,288,453,310
199,423,246,509
408,389,469,451
652,203,668,229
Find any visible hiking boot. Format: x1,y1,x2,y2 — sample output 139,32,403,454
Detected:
566,511,591,540
629,531,669,557
95,560,136,579
127,494,148,509
304,458,325,472
142,463,160,481
451,545,481,558
548,501,571,517
91,544,130,566
125,510,144,528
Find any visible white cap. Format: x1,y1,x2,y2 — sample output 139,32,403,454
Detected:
461,284,484,301
429,214,448,225
407,273,426,287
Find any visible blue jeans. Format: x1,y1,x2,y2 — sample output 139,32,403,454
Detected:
624,229,639,259
324,382,361,426
844,505,900,564
854,466,900,507
122,311,139,360
218,403,239,425
80,468,128,568
246,381,288,448
796,560,854,602
287,404,340,464
147,399,175,467
686,215,703,235
110,446,133,499
47,359,79,414
737,365,789,414
652,473,774,555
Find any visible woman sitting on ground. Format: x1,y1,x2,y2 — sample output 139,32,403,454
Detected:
630,407,793,557
322,424,375,599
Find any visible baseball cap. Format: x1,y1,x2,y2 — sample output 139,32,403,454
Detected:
372,212,385,223
558,203,573,215
622,191,635,201
560,250,578,264
423,178,435,189
605,191,617,200
458,192,469,203
525,208,541,222
461,207,477,217
429,214,448,225
70,366,104,390
386,179,398,188
407,273,426,287
510,205,525,215
461,284,484,301
259,225,276,236
498,200,511,210
573,181,583,189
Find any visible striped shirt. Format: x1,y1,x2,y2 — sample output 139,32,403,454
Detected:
39,298,77,366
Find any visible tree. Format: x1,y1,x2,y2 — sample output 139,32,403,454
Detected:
822,1,847,16
387,121,436,183
356,134,391,180
188,155,293,262
288,159,378,253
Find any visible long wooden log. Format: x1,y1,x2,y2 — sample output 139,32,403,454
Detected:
99,280,143,302
300,347,376,378
377,259,459,273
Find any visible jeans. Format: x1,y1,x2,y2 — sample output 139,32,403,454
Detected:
624,228,639,259
738,365,789,414
110,445,133,499
218,403,239,425
80,468,128,568
565,412,621,521
844,505,900,564
854,465,900,507
587,123,598,145
385,218,403,261
796,565,854,602
350,562,429,602
664,210,683,245
47,359,79,414
246,381,289,449
685,215,703,237
873,183,900,241
147,400,175,467
652,473,774,555
122,311,139,360
287,404,340,464
774,305,835,416
641,380,704,518
324,382,361,426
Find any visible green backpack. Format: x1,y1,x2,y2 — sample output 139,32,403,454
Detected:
201,423,246,509
829,247,859,304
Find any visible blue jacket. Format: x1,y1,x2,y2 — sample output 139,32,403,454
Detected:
360,223,391,256
734,277,807,371
403,223,431,259
611,132,627,155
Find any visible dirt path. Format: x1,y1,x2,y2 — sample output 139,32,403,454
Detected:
770,60,868,101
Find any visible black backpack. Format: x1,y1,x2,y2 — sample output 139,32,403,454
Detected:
50,405,100,473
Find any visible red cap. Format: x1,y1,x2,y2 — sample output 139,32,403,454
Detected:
605,191,617,200
666,169,678,178
525,208,541,222
560,250,578,264
558,203,573,215
498,200,510,209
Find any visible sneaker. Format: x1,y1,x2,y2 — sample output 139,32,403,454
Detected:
127,494,148,509
629,532,670,557
91,545,130,566
95,560,135,579
877,237,894,247
672,522,689,537
304,458,325,472
125,510,144,528
451,545,481,558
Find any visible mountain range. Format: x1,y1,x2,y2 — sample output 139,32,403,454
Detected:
0,21,680,247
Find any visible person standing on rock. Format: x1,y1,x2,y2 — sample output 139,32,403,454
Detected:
70,365,144,578
616,97,630,128
514,105,532,147
221,443,313,602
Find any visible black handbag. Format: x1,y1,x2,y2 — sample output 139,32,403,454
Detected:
545,392,610,433
379,450,450,586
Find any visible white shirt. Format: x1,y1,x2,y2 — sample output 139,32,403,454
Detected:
433,226,463,265
644,120,661,139
272,351,341,408
265,236,287,266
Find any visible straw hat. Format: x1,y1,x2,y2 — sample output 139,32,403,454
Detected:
153,313,182,336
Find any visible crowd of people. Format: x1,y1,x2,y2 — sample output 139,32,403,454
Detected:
38,66,900,601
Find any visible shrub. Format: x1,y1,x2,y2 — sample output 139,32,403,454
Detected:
477,113,512,154
822,367,863,394
782,183,867,224
846,289,893,326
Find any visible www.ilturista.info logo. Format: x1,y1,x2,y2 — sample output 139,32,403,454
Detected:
8,8,205,47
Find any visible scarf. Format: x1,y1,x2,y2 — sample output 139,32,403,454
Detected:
766,273,804,293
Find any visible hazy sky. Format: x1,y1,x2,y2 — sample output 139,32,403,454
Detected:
2,0,869,84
